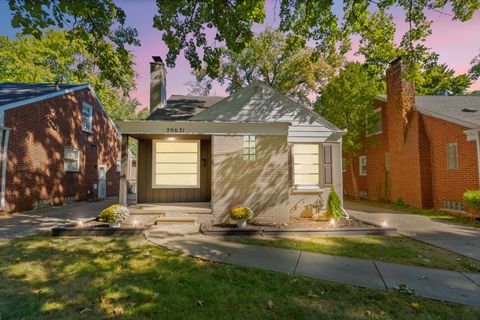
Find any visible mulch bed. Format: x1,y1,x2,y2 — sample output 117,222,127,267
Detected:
52,219,146,236
200,217,397,236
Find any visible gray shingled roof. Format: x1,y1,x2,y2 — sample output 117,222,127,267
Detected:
147,95,225,120
0,83,84,107
415,96,480,129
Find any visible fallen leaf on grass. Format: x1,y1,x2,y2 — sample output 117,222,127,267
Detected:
410,302,421,311
194,299,204,307
80,307,91,314
267,300,274,310
307,291,319,298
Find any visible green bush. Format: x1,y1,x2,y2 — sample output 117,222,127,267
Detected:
394,197,409,208
326,188,342,221
230,206,253,221
464,190,480,210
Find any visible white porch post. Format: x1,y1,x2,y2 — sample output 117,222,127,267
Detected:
119,135,129,206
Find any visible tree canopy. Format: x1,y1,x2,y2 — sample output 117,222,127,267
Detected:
6,0,140,94
0,30,139,121
194,29,338,104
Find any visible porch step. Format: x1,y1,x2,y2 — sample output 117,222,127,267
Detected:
155,216,197,224
129,202,212,215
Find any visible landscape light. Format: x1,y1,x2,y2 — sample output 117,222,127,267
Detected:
329,218,335,227
381,220,387,228
78,220,83,226
133,219,139,226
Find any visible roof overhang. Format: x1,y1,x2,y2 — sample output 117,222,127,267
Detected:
116,120,290,137
465,128,480,141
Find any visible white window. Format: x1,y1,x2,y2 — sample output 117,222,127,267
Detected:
446,143,458,170
64,147,80,172
367,108,382,136
82,102,93,132
359,155,367,176
293,144,320,187
243,135,256,160
116,157,121,172
152,140,200,188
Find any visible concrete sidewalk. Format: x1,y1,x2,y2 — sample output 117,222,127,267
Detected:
145,224,480,307
0,197,117,241
344,201,480,260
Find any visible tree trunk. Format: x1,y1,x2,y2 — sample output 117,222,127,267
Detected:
349,152,360,200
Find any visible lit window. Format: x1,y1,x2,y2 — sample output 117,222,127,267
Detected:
64,147,80,172
446,143,458,170
243,136,256,160
359,155,367,176
367,108,382,136
293,144,320,187
152,141,199,188
82,102,93,132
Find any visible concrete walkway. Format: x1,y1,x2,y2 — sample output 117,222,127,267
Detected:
145,224,480,307
0,197,117,242
344,201,480,260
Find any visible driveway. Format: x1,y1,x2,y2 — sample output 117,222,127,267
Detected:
345,200,480,261
0,197,117,242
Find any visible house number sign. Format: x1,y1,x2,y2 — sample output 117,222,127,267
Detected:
166,128,185,133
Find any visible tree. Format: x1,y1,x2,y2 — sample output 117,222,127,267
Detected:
152,0,479,73
6,0,139,93
198,29,338,105
316,63,384,199
0,30,139,121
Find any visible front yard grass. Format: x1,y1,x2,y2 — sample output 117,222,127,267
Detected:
348,198,480,228
0,235,479,319
233,235,480,272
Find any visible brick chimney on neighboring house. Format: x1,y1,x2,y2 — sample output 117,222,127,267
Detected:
150,56,167,113
385,57,433,208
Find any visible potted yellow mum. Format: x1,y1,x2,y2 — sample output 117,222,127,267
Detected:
230,205,253,228
99,204,130,228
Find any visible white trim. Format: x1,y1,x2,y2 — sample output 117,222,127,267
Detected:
359,155,367,176
64,146,81,172
0,128,10,210
151,140,201,189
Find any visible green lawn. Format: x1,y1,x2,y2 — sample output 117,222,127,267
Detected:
233,235,480,272
0,236,479,319
348,197,480,228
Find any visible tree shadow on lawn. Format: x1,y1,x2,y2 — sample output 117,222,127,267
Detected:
0,235,478,320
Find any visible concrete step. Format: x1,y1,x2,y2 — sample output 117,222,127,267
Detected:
155,216,197,224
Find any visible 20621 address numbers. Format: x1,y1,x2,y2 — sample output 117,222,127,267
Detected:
166,128,185,133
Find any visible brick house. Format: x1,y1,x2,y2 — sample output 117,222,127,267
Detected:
116,57,345,224
0,83,121,213
343,58,480,216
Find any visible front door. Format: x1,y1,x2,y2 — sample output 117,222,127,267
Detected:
98,164,107,199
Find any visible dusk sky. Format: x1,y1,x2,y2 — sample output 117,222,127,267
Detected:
1,0,479,110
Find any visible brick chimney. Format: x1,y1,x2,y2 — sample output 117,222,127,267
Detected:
384,57,433,209
150,56,167,113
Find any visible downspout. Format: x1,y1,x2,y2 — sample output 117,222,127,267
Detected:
0,128,10,210
477,131,480,189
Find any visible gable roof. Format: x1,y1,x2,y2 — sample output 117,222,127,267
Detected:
414,96,480,129
147,95,225,120
190,81,340,131
0,83,86,108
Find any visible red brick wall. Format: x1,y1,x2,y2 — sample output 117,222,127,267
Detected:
343,58,479,214
343,99,390,200
3,88,120,213
422,114,478,210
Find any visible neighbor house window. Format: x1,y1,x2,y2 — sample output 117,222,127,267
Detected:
293,144,320,187
367,108,382,136
243,135,256,160
443,200,465,212
82,102,93,132
359,155,367,176
152,140,200,188
446,143,458,170
64,147,80,172
116,157,121,172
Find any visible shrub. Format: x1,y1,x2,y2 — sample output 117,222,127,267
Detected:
326,188,342,221
230,205,253,221
99,204,129,222
464,190,480,211
394,197,409,208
